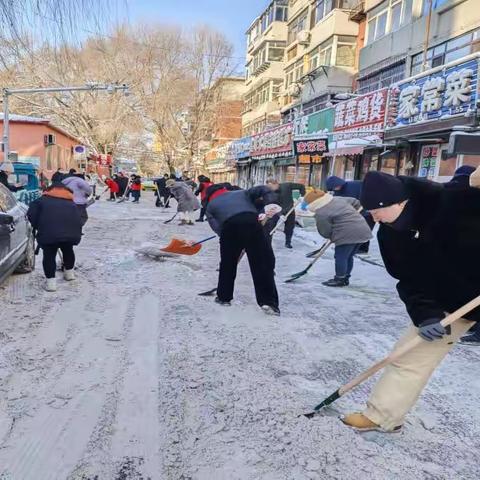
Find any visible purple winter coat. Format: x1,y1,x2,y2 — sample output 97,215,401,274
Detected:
62,176,92,205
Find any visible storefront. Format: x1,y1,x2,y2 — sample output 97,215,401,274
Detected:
205,144,235,184
294,136,330,188
326,88,389,180
385,54,480,181
250,123,294,184
296,107,335,188
229,137,251,188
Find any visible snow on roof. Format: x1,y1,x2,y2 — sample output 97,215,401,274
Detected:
0,113,81,142
0,113,48,123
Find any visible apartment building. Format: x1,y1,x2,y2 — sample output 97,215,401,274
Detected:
351,0,480,179
204,77,246,182
281,0,359,119
243,0,289,136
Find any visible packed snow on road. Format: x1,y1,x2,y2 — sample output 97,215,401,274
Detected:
0,194,479,480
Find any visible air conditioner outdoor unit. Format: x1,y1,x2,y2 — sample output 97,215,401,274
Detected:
288,83,302,97
297,30,311,45
44,134,56,146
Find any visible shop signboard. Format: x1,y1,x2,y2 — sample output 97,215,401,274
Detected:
386,56,479,129
250,123,293,160
333,89,388,142
419,145,439,178
293,138,328,155
227,137,252,164
307,108,335,135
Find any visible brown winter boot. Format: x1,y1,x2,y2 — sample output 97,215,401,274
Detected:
340,413,402,433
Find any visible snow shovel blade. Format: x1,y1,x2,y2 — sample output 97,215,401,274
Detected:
301,389,341,419
163,213,178,224
161,238,202,256
306,247,322,258
285,267,310,283
198,287,217,297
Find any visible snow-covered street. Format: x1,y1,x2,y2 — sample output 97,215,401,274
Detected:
0,193,479,480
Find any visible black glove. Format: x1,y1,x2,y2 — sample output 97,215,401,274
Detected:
418,317,451,342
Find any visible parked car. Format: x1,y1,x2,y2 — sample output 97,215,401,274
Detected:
142,179,157,192
0,183,35,285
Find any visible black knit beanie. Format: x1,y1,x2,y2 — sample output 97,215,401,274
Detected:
361,171,409,210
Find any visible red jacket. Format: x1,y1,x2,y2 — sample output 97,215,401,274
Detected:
199,181,214,201
130,179,142,191
106,178,119,193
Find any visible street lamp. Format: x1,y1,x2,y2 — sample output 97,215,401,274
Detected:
1,82,130,166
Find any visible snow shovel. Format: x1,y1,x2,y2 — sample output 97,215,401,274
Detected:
161,235,216,256
117,181,132,203
305,241,330,259
302,294,480,419
306,208,363,258
198,250,246,297
269,200,300,237
95,186,109,201
163,212,178,224
285,240,332,283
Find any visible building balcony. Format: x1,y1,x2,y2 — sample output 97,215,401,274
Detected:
247,22,288,55
348,1,366,23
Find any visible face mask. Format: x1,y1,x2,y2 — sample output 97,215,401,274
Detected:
300,200,309,211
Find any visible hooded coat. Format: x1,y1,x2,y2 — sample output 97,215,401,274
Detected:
308,194,372,246
326,176,363,200
62,175,92,205
168,181,200,212
27,186,82,246
374,177,480,326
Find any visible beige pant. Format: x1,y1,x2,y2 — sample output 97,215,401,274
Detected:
364,318,474,431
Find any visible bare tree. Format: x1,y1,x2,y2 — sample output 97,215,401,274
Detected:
0,21,238,174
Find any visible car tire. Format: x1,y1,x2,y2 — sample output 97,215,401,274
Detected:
15,233,36,274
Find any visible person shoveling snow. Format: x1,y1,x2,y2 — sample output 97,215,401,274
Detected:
335,170,480,433
205,185,280,316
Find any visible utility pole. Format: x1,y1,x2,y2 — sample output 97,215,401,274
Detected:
422,0,434,72
1,83,130,167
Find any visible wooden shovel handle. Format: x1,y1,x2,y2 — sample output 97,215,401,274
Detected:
339,295,480,396
269,200,301,236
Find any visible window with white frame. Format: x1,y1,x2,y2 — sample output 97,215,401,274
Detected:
245,80,281,110
285,58,304,86
287,9,308,45
308,35,356,71
268,41,286,61
312,0,356,26
366,0,413,45
336,36,356,66
411,29,480,76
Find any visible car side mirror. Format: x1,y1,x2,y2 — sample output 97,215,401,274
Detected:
0,213,14,225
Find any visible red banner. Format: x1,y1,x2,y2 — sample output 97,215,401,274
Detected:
93,154,112,166
251,123,293,160
333,89,388,141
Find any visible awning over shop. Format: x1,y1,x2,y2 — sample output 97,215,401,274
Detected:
324,146,364,157
237,159,251,166
257,159,275,168
275,157,296,167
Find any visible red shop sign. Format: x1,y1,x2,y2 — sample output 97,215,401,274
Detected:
333,88,388,141
251,123,293,160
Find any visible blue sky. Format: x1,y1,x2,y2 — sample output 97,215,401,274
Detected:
121,0,268,66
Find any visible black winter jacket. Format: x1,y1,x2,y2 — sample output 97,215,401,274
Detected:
0,171,23,192
275,183,306,214
206,186,269,235
27,192,83,246
377,177,480,326
155,177,168,195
